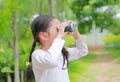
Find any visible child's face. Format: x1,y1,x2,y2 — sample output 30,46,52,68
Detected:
47,18,60,45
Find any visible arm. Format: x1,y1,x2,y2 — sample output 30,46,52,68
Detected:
67,30,88,61
67,36,88,61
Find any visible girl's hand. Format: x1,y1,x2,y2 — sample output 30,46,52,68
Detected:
73,29,81,39
57,22,69,39
74,29,86,40
67,28,86,40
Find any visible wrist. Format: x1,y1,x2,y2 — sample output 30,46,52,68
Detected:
74,35,86,40
57,34,64,39
73,31,81,39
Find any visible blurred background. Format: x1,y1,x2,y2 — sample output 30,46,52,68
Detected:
0,0,120,82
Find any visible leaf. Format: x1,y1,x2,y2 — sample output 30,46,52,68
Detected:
89,0,97,5
1,66,13,73
71,0,120,34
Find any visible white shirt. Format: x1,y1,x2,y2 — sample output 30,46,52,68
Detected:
32,38,88,82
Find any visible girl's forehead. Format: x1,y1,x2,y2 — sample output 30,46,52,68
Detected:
47,18,60,30
50,18,60,25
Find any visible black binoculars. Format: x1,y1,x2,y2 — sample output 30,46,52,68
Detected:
65,22,77,32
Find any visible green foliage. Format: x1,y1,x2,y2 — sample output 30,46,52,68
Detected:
1,67,13,73
103,48,120,63
69,53,97,82
102,33,120,44
64,35,75,47
102,33,120,49
102,33,120,62
0,50,6,70
0,0,42,77
19,39,33,70
0,47,14,73
71,0,120,34
109,19,120,35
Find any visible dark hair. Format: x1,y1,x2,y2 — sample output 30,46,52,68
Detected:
26,15,69,81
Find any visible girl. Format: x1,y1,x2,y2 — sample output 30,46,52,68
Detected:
26,15,88,82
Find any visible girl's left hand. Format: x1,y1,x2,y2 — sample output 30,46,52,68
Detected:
73,29,81,39
67,28,80,39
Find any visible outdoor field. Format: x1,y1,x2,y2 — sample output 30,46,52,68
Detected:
0,0,120,82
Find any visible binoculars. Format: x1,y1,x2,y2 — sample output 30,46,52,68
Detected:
65,22,77,32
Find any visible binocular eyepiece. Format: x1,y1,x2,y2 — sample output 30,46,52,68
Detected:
65,22,77,32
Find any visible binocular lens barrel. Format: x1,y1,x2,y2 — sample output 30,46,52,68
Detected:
64,22,77,32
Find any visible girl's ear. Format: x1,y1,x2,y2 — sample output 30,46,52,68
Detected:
38,32,48,41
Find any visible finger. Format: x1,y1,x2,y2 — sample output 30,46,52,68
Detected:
65,32,70,34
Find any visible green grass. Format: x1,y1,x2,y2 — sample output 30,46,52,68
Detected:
103,47,120,63
68,46,120,82
68,53,97,82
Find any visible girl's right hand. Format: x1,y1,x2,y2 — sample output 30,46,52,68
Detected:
57,22,69,39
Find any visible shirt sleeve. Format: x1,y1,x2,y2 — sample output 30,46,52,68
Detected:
32,38,65,69
66,39,88,61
